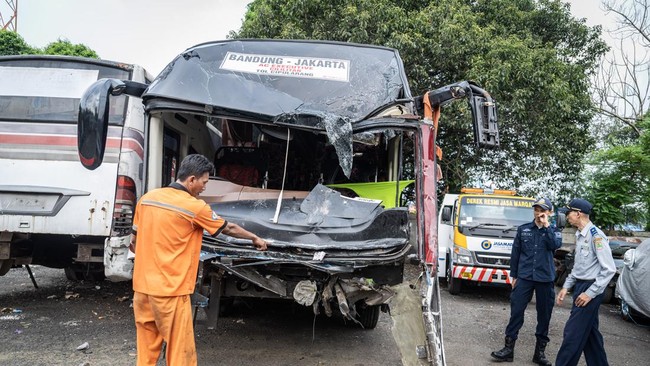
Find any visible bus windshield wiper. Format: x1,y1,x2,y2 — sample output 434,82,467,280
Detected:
501,225,516,233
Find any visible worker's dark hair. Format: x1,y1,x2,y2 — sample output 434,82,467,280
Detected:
177,154,214,181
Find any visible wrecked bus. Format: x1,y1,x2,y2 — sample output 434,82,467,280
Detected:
76,39,498,364
0,56,150,281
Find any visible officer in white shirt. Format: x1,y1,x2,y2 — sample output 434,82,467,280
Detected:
556,198,616,366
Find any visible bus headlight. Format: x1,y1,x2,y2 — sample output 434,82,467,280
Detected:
453,245,473,265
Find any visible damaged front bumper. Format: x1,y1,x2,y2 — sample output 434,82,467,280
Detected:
194,238,410,329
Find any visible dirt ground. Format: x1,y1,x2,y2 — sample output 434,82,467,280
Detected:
0,265,401,366
1,265,649,365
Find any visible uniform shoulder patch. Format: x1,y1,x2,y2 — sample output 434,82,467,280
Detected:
212,211,218,220
589,226,598,236
594,237,604,250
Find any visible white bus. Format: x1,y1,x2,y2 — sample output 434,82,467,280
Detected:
0,55,150,281
74,39,499,363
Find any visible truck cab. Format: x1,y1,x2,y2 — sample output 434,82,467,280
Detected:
437,188,534,294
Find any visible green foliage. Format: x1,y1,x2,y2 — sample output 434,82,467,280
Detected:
231,0,608,197
586,115,650,230
42,39,99,58
0,30,38,55
0,31,98,58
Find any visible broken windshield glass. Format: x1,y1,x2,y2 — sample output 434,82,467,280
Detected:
144,40,413,177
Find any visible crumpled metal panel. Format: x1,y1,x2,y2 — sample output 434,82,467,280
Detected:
144,40,412,177
208,184,409,249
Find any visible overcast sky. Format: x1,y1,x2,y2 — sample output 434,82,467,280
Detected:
7,0,616,76
14,0,249,75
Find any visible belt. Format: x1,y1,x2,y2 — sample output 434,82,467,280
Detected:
575,278,595,282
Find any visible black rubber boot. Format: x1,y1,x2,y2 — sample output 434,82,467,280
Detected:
490,336,515,362
532,340,552,366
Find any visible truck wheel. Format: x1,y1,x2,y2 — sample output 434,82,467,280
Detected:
356,303,380,329
446,263,462,295
555,270,567,287
602,287,614,304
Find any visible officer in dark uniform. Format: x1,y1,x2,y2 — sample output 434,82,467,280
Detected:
491,197,562,365
555,199,615,366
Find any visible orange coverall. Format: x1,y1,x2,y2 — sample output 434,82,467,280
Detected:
132,183,226,366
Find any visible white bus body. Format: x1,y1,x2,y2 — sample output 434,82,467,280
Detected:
0,56,149,281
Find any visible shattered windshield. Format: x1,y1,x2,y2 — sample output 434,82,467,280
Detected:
144,40,412,177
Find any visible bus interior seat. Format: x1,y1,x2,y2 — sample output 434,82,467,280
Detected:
213,146,268,187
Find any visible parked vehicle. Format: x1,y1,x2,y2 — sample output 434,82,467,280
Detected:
616,238,650,324
555,236,641,303
75,39,499,364
437,188,535,294
0,55,150,281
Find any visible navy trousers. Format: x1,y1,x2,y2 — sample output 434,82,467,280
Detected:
555,280,609,366
505,278,555,342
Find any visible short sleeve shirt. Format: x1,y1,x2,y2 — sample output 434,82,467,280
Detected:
132,184,226,296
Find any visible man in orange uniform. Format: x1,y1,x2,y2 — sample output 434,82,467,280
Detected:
130,154,267,366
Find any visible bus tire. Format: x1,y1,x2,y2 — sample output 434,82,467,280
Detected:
356,303,380,329
0,259,13,276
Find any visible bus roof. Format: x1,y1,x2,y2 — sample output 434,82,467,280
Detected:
0,54,138,72
142,39,414,128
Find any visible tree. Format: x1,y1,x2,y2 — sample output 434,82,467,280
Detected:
585,115,650,230
0,29,37,55
42,39,98,58
594,0,650,136
230,0,607,198
0,31,98,58
584,0,650,230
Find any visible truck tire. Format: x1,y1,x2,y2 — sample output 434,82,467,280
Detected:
446,262,462,295
555,270,568,287
356,303,380,329
602,286,614,304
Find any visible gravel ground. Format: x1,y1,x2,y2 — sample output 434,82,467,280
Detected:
2,265,648,365
439,281,650,366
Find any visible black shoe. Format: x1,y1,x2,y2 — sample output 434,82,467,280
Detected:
490,336,515,362
532,340,552,366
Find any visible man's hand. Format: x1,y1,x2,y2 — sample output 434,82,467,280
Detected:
574,292,592,307
252,237,268,251
538,213,550,228
556,287,568,305
511,278,517,289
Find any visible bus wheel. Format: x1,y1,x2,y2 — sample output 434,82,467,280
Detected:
355,303,380,329
0,259,13,276
64,267,84,281
446,262,462,295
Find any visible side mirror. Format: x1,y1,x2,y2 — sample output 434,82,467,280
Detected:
441,206,452,223
77,78,127,170
467,84,499,148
